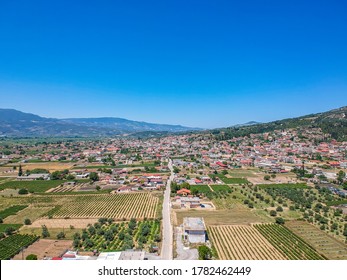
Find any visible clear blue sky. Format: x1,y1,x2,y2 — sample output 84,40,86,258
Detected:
0,0,346,128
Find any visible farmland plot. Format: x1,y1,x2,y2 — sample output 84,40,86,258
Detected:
254,223,325,260
209,174,249,184
0,205,28,219
4,206,54,224
51,193,159,220
0,180,64,193
0,234,39,260
286,220,347,260
190,185,211,194
210,185,231,192
78,220,160,252
47,183,85,193
208,225,285,260
0,224,22,234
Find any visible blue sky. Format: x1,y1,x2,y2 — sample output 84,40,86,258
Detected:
0,0,346,128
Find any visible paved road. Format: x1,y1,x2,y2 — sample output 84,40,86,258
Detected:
174,227,198,260
161,159,174,260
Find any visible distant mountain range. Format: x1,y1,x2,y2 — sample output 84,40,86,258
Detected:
209,106,347,141
0,109,201,137
1,106,346,139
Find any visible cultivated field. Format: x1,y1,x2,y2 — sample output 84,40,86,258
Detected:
228,169,258,178
208,225,285,260
50,193,159,219
0,205,28,218
46,182,90,193
0,224,22,233
189,185,211,194
0,234,39,260
0,177,10,181
78,220,160,252
4,206,54,224
210,185,231,192
0,192,161,221
8,162,75,172
286,220,347,260
254,223,325,260
0,180,65,193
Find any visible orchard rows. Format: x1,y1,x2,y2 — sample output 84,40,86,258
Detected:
254,224,325,260
208,225,285,260
52,193,159,220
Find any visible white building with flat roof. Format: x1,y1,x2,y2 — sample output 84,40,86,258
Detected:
183,217,206,244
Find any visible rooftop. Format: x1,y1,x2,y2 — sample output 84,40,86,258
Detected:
183,217,206,231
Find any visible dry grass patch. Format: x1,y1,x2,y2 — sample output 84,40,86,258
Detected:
19,227,82,240
28,218,98,229
4,206,54,224
10,162,75,172
174,208,265,226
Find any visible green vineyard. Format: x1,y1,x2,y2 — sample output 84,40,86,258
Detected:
0,234,39,260
50,193,159,219
0,205,28,219
0,180,65,193
254,224,325,260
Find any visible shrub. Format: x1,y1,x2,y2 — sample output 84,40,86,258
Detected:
198,245,212,260
41,225,50,238
18,188,29,195
56,232,66,239
24,218,31,225
275,217,285,225
5,226,16,235
270,210,277,217
26,254,38,260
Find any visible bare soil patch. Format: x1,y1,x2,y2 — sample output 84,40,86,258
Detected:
12,239,72,260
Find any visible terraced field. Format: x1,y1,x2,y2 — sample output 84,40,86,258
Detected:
208,225,285,260
286,220,347,260
254,223,325,260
